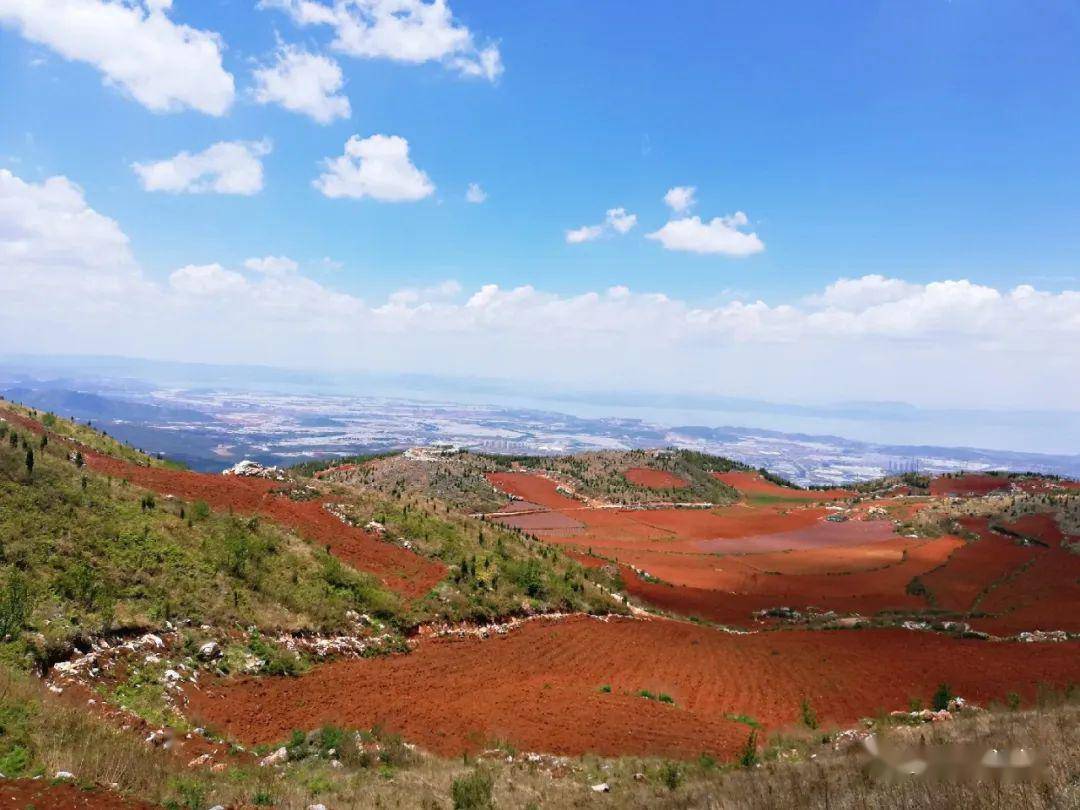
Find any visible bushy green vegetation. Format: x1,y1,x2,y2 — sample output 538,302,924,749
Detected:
1,399,183,470
336,447,752,512
324,490,622,623
0,415,402,666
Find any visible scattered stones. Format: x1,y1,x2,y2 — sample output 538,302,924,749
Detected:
1017,630,1069,643
187,753,213,769
259,747,288,767
222,460,285,479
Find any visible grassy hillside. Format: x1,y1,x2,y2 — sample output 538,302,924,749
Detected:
0,413,401,669
319,447,752,512
0,403,622,672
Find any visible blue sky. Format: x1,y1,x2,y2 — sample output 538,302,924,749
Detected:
0,0,1078,424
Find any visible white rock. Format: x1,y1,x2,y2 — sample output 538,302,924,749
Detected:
308,805,328,810
54,771,75,780
591,782,610,792
198,641,221,660
260,747,288,767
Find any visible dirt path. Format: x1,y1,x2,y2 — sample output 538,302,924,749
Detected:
184,615,1080,760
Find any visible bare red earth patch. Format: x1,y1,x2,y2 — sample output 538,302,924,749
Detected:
624,467,688,489
713,471,851,501
186,616,1080,760
486,472,580,509
930,474,1012,497
0,780,152,809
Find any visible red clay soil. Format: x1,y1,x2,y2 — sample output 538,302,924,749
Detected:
486,472,580,509
0,780,153,809
185,616,1080,761
713,471,851,501
624,467,689,489
929,474,1012,497
971,515,1080,634
6,410,445,601
920,519,1038,614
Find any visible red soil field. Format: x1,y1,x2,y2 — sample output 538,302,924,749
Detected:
713,471,851,501
486,472,579,509
624,466,688,489
971,515,1080,634
5,410,445,601
186,616,1080,760
0,781,152,809
929,474,1013,497
692,517,898,554
489,510,585,533
920,519,1037,614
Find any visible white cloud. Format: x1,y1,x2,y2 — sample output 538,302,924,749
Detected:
314,134,434,202
244,255,299,276
566,207,637,244
808,274,920,311
0,0,234,115
465,182,487,204
606,207,637,234
253,44,350,124
646,213,764,257
663,186,696,214
262,0,502,81
133,140,272,195
565,224,603,244
169,263,247,295
3,169,1079,413
0,169,143,305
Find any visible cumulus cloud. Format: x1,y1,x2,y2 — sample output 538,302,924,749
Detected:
133,140,272,195
314,134,434,201
647,212,764,257
565,207,637,244
0,0,234,115
565,224,604,244
261,0,502,81
252,44,350,124
606,207,637,235
3,169,1079,411
465,182,486,203
0,169,143,304
244,255,299,276
169,262,247,295
663,185,696,214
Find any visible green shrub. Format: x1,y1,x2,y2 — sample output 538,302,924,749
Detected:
451,767,494,809
738,730,759,768
932,682,954,712
800,697,818,729
659,761,683,790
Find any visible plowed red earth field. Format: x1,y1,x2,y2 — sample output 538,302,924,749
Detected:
920,519,1037,614
930,474,1013,496
185,616,1080,760
713,471,851,501
0,781,152,809
971,515,1080,634
624,467,688,488
486,472,580,508
6,411,445,601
